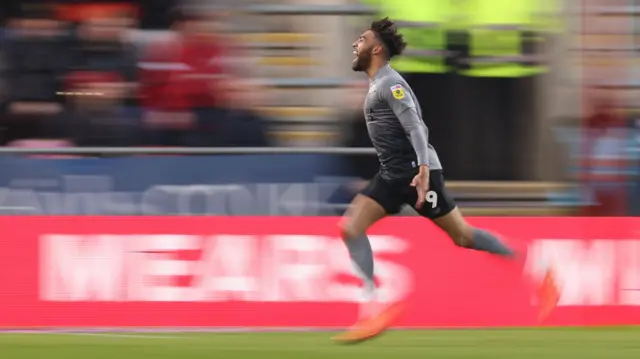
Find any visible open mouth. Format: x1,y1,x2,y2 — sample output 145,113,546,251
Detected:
352,50,358,62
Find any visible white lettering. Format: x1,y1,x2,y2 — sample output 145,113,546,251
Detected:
225,186,256,216
324,235,413,303
268,235,328,301
325,239,361,302
527,239,617,306
175,185,236,215
41,235,125,301
139,185,166,214
0,179,336,215
100,192,139,214
273,183,314,216
619,240,640,305
371,235,413,303
1,189,40,214
128,235,200,302
192,235,257,301
39,232,413,304
39,192,66,214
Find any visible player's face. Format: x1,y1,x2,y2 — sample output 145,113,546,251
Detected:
351,31,377,72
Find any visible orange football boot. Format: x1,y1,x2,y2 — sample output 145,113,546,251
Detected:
537,267,560,322
332,302,404,344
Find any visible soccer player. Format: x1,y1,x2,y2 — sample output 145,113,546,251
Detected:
333,18,558,343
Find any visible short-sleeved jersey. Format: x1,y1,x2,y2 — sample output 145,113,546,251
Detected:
364,65,442,179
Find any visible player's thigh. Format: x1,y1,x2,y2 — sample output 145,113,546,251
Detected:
340,194,386,239
340,176,399,239
431,207,474,247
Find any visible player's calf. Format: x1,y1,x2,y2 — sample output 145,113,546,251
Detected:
466,227,515,257
432,207,515,258
340,222,376,294
339,195,386,300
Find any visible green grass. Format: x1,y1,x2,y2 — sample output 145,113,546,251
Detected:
1,328,639,359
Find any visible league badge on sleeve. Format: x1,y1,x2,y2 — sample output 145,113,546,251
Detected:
390,84,405,100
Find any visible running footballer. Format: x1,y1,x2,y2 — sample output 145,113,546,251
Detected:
333,18,558,344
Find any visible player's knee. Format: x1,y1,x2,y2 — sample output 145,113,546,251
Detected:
450,234,471,248
339,222,361,242
446,226,474,248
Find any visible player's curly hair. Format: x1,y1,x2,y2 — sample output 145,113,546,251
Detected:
370,17,407,59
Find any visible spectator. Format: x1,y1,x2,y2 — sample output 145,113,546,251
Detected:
138,8,227,146
71,12,138,104
1,4,71,143
59,12,139,147
202,78,270,147
580,90,629,216
62,71,138,147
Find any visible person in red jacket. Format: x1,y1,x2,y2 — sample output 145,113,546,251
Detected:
580,90,628,216
138,9,227,146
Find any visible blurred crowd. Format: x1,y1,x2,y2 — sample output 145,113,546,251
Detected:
0,0,637,217
0,2,270,148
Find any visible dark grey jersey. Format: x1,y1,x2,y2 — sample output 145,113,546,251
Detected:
364,65,442,179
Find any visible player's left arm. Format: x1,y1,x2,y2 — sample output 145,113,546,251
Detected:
382,81,430,168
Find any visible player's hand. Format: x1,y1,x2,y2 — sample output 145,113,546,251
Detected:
410,168,430,209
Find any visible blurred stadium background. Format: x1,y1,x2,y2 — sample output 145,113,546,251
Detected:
0,0,637,217
0,1,638,357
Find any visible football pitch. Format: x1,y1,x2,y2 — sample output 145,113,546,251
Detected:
1,328,639,359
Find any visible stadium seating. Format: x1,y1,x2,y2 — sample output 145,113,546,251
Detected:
228,4,375,145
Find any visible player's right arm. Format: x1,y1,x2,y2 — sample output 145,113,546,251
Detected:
380,81,431,168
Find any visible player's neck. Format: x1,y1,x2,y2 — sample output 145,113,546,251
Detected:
366,60,389,80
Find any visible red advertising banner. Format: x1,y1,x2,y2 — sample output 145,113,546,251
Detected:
0,217,638,328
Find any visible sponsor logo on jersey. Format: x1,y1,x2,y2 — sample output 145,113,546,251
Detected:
390,84,405,100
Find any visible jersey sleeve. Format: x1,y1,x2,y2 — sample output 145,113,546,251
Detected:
380,81,416,116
